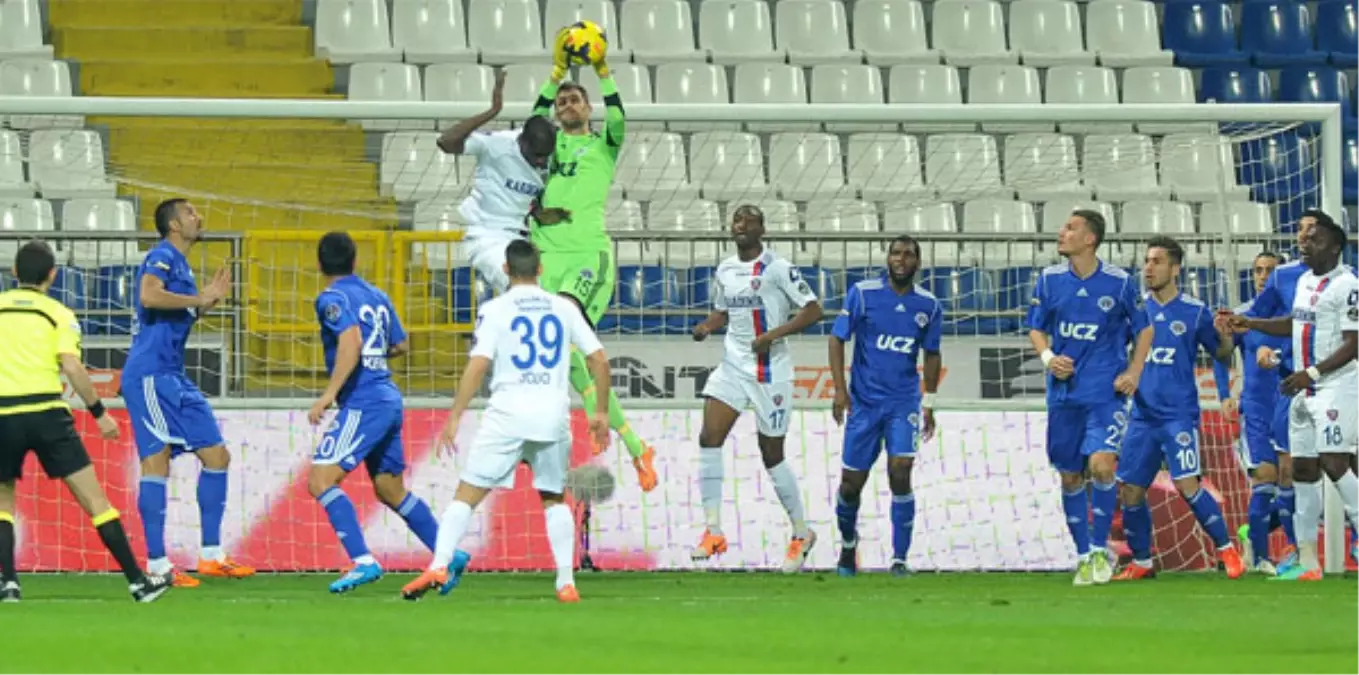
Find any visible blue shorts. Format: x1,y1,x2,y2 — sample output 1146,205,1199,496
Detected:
1045,397,1131,474
122,373,224,460
1271,394,1291,454
313,405,405,476
841,403,918,472
1241,400,1284,468
1117,416,1202,488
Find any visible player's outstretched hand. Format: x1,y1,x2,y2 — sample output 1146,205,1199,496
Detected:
692,323,711,342
95,414,119,440
588,412,609,449
536,207,571,225
831,390,850,426
551,26,571,82
201,267,231,307
1226,314,1251,334
1281,370,1314,397
1048,354,1075,380
307,395,333,427
1113,370,1140,396
1256,346,1279,370
435,418,460,458
922,408,936,442
750,334,774,354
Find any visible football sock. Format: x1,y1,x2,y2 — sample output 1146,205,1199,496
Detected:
92,509,145,584
197,467,228,562
890,493,916,562
570,349,645,459
1247,483,1276,564
138,476,169,571
432,500,473,572
1186,488,1229,548
395,492,440,551
1274,487,1297,546
767,461,808,539
0,511,15,582
1122,502,1153,562
1333,470,1359,529
1061,484,1091,556
317,487,370,563
1089,479,1117,550
1293,479,1324,569
699,446,724,536
835,494,860,548
544,503,576,590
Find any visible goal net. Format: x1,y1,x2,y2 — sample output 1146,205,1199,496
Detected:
1,97,1348,574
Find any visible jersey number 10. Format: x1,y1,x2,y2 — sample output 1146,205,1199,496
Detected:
511,314,564,370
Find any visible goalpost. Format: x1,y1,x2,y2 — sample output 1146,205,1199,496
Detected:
0,95,1348,574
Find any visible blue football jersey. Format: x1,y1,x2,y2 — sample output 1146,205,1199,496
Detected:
125,240,199,376
831,276,943,408
1244,261,1307,372
1135,293,1221,421
315,275,406,408
1025,260,1148,406
1229,298,1288,410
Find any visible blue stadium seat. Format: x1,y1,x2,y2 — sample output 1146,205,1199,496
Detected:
799,265,839,334
920,267,1007,336
91,265,137,335
1163,2,1247,67
1198,67,1273,103
1242,2,1327,67
1278,66,1355,122
1239,132,1317,208
1182,267,1231,307
1346,134,1358,205
615,264,685,334
999,266,1042,316
687,265,718,311
444,267,490,324
1317,1,1358,67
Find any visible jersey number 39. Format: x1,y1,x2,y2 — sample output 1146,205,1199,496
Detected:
511,314,564,371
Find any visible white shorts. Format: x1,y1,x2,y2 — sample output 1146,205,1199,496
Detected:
461,232,525,296
460,426,571,494
700,362,792,437
1288,387,1358,459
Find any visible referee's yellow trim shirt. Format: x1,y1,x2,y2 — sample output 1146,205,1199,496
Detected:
0,287,81,416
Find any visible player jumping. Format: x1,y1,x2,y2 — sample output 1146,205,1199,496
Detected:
306,232,470,594
1112,236,1244,580
1232,217,1359,580
436,69,556,295
690,205,824,572
529,30,658,491
1026,210,1153,586
122,199,254,587
402,240,612,603
828,235,943,577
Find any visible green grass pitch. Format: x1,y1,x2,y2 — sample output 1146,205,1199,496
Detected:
2,572,1355,673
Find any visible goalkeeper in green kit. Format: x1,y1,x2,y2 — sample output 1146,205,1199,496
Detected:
529,26,658,492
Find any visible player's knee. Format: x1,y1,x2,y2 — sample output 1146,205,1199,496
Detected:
195,444,230,471
887,458,914,495
1120,483,1147,506
307,466,343,499
838,472,867,501
697,430,725,449
757,442,785,470
1087,458,1117,485
371,474,406,508
1172,476,1200,499
139,449,171,478
1059,471,1085,492
1252,462,1279,484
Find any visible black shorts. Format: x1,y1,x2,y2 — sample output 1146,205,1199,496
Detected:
0,408,92,482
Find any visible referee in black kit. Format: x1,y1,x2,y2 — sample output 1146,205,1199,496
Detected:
0,240,171,603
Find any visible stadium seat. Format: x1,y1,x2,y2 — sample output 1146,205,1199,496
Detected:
501,62,555,104
699,0,779,65
0,197,54,263
1161,2,1247,68
653,64,733,133
1159,133,1251,203
811,65,888,132
1198,67,1273,104
853,0,937,66
1200,201,1274,238
543,0,626,61
424,63,493,127
806,200,882,267
777,0,862,65
888,65,973,133
608,200,649,266
0,59,81,129
962,199,1040,267
689,131,769,202
1085,1,1174,67
577,63,652,105
1346,135,1358,204
392,0,475,64
466,0,547,63
1044,66,1129,134
1122,67,1202,134
380,131,460,202
1082,134,1167,202
348,63,428,131
615,264,685,333
1316,1,1358,67
314,0,401,63
1003,133,1088,203
1241,2,1326,68
620,0,701,64
1120,200,1195,237
931,0,1016,66
921,266,1004,335
925,134,1010,201
762,204,810,264
1008,0,1094,67
733,63,811,132
1277,67,1355,121
27,130,116,199
410,199,464,266
646,201,723,266
1238,132,1317,212
847,133,929,202
0,0,53,58
615,131,695,204
45,266,87,316
966,65,1048,133
60,199,139,266
770,133,848,201
90,264,137,335
0,130,32,198
884,203,961,266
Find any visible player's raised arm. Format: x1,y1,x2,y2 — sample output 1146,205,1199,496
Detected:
597,63,625,153
828,284,863,425
533,28,569,118
1238,314,1294,337
437,70,506,155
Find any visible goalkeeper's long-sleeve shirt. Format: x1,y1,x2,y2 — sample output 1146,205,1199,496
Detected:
530,77,625,252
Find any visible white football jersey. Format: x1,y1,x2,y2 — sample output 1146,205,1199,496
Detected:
712,250,818,383
471,285,604,441
458,130,546,237
1291,264,1359,390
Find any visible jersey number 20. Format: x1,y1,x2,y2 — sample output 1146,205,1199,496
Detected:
511,314,564,370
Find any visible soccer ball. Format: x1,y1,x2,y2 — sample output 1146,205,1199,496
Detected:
565,464,616,504
561,20,608,67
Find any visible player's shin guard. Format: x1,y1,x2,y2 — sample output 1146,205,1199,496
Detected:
0,512,16,582
699,446,724,535
767,461,808,539
1122,503,1153,562
197,468,228,561
544,503,575,591
1186,488,1230,549
890,494,915,562
1089,480,1117,550
1061,485,1091,556
1248,483,1276,564
137,476,169,570
835,494,860,547
395,493,440,551
1333,471,1359,529
92,509,146,583
432,501,473,571
318,487,372,563
1292,479,1324,569
1274,487,1298,545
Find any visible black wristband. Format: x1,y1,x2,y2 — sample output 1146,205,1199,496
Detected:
87,401,106,419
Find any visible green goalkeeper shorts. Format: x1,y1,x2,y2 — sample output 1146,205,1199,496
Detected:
540,248,615,326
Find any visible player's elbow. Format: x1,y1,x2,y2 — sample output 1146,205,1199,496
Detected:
585,349,609,373
57,352,83,375
803,302,824,323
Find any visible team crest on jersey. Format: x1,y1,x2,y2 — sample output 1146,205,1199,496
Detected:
1097,296,1115,312
1176,432,1192,446
750,278,762,291
579,269,594,280
1169,320,1187,336
1328,409,1339,421
324,302,342,323
773,394,784,406
915,312,929,328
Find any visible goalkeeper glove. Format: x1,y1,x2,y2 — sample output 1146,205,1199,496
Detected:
593,58,610,79
551,27,571,82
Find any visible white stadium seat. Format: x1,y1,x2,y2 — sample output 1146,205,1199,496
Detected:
1122,67,1203,134
1009,0,1093,67
689,131,770,202
61,199,139,265
410,201,463,266
700,0,780,65
614,131,696,204
806,200,882,267
348,63,428,130
769,133,848,201
575,63,655,129
610,200,649,265
0,59,81,129
1200,201,1274,235
466,0,547,63
811,65,887,132
925,134,1010,201
380,131,460,202
932,0,1016,67
654,63,734,132
966,65,1047,133
0,130,32,198
733,63,810,132
847,133,929,202
392,0,475,63
424,63,494,126
777,0,862,66
1085,1,1174,67
314,0,401,63
962,199,1040,266
620,0,702,64
884,203,961,266
1082,134,1168,201
1003,133,1089,203
853,0,937,66
0,197,54,264
501,62,555,104
1159,134,1251,202
646,200,723,265
1044,66,1129,134
27,130,116,199
543,0,627,61
0,0,53,58
1120,200,1195,235
889,65,973,133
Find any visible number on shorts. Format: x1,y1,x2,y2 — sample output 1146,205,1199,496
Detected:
1104,410,1128,450
510,314,565,370
1325,425,1344,446
768,409,787,432
1176,447,1199,472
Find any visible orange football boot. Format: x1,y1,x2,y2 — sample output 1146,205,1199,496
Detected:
170,570,200,588
1220,546,1246,579
198,558,256,579
633,446,658,492
691,529,728,561
781,530,817,574
1112,564,1156,581
556,584,580,603
400,569,449,601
